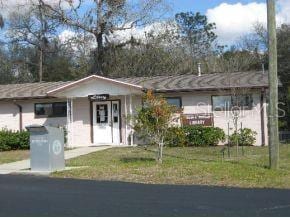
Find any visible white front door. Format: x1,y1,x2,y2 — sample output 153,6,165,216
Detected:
93,101,120,145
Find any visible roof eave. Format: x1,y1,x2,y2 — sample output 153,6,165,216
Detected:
0,95,57,101
153,86,269,93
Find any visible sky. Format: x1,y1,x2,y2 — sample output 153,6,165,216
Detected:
168,0,290,45
170,0,265,14
2,0,290,46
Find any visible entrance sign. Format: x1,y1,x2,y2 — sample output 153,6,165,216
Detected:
183,113,214,126
89,94,109,101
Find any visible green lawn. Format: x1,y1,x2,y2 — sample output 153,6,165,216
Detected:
0,150,29,164
53,145,290,189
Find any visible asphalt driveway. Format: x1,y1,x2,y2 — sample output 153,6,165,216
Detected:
0,175,289,216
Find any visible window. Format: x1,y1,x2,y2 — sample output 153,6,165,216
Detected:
35,102,67,118
165,97,182,108
53,102,67,117
231,95,253,110
212,95,253,111
112,103,119,123
212,96,231,111
96,104,108,124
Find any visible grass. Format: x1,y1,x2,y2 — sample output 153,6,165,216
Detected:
53,145,290,189
0,150,29,164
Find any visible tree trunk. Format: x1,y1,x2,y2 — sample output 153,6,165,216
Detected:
96,32,104,75
38,1,44,82
39,48,43,82
156,144,160,162
92,0,105,76
235,116,238,157
157,140,164,164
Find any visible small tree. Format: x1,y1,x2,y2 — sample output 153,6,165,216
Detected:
132,91,176,163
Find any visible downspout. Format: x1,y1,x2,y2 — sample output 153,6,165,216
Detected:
13,101,23,131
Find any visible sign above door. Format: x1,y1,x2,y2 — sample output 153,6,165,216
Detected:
89,94,110,101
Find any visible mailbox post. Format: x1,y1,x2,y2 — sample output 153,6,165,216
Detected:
26,125,65,172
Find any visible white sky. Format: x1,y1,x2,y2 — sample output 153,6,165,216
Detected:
206,0,290,45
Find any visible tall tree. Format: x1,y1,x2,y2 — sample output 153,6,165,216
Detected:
0,46,13,84
217,46,263,72
100,23,193,78
39,0,168,76
175,12,217,66
7,0,58,82
57,31,95,79
276,24,290,130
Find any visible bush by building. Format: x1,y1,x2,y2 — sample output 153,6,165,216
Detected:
0,129,29,151
165,125,225,147
165,127,188,147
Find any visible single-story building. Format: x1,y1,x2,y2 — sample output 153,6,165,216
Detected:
0,71,269,147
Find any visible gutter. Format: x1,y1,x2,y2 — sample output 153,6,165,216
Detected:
0,96,56,101
13,101,23,131
152,86,269,93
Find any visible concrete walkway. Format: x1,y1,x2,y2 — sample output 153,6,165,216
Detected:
0,146,113,175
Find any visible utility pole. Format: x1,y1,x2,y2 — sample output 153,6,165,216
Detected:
267,0,279,169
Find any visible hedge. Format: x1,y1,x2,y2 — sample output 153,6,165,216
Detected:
165,127,188,147
183,125,226,146
165,125,226,147
0,129,30,151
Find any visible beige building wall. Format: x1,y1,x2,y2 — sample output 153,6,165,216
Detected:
163,90,267,146
213,92,266,146
70,97,92,147
0,101,20,130
0,99,67,131
0,89,267,147
20,99,67,128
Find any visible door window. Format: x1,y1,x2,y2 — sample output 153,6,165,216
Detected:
112,103,119,123
96,104,108,123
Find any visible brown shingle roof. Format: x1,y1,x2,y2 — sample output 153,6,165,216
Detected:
0,81,71,100
0,71,270,100
118,71,270,92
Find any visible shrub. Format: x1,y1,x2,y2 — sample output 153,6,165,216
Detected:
165,127,187,147
183,125,226,147
229,128,257,146
165,125,225,147
0,129,29,151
